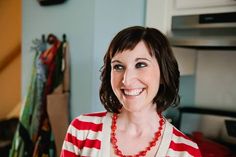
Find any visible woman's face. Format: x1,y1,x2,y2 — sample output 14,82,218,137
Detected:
110,41,161,112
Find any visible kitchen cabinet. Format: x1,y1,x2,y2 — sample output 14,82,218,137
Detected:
175,0,236,9
146,0,236,31
171,0,236,15
145,0,171,34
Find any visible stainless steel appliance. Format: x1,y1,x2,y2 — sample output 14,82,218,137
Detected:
168,12,236,47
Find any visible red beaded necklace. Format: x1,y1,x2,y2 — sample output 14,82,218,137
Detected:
111,113,165,157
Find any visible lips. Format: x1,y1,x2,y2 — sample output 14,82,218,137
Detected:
123,88,144,96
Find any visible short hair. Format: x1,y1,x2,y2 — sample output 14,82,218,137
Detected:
99,26,180,113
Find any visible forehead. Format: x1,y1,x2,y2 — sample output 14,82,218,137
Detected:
112,41,153,60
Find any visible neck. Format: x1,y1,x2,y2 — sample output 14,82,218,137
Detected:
110,112,165,157
117,108,160,134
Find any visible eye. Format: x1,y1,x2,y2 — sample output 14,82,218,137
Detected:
112,64,124,71
135,62,147,68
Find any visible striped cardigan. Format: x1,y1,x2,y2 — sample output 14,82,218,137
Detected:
60,112,202,157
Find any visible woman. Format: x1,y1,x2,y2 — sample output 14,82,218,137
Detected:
60,26,202,157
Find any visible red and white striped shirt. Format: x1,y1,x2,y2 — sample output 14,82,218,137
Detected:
60,112,202,157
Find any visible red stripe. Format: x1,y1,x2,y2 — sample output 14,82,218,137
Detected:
71,118,103,132
60,149,94,157
65,133,101,149
173,128,191,140
169,141,202,157
83,112,107,117
84,138,101,149
60,149,79,157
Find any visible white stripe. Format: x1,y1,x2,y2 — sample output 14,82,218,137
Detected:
68,125,102,141
62,141,80,156
78,115,104,124
156,120,173,157
62,139,101,156
167,148,194,157
172,133,198,149
80,147,100,157
100,112,112,157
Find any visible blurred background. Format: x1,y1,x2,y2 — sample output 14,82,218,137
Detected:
0,0,236,156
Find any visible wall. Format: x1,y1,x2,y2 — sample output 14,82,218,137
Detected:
22,0,95,120
0,0,21,119
0,0,21,61
0,55,21,119
91,0,145,112
22,0,145,119
195,50,236,111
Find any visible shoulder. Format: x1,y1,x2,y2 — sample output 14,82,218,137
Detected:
61,111,108,156
167,124,202,157
73,111,108,122
69,111,108,131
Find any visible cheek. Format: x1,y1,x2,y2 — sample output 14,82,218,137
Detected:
110,72,120,89
145,70,161,89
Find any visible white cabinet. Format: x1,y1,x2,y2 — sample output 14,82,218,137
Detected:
145,0,172,34
175,0,236,9
146,0,236,32
172,0,236,15
172,47,197,75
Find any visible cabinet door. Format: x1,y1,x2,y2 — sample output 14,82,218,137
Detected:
175,0,236,9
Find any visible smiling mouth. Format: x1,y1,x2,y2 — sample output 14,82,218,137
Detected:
122,88,144,96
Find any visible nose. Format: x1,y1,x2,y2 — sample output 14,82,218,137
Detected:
122,68,136,86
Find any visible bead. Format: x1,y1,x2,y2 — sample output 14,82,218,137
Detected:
117,150,122,156
159,119,165,125
140,151,146,156
111,132,116,137
146,146,151,151
112,125,117,130
155,132,161,137
111,137,117,143
150,141,156,146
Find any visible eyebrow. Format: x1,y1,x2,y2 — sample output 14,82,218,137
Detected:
111,60,122,64
111,57,151,64
135,57,151,62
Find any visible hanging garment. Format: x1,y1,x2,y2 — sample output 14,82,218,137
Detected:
10,39,48,157
47,39,70,156
32,36,63,157
10,34,70,157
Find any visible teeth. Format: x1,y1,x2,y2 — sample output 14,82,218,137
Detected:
124,89,143,96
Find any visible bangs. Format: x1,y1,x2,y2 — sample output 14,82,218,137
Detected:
109,39,154,59
107,26,157,60
109,37,140,59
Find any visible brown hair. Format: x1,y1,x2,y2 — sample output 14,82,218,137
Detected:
99,26,180,113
